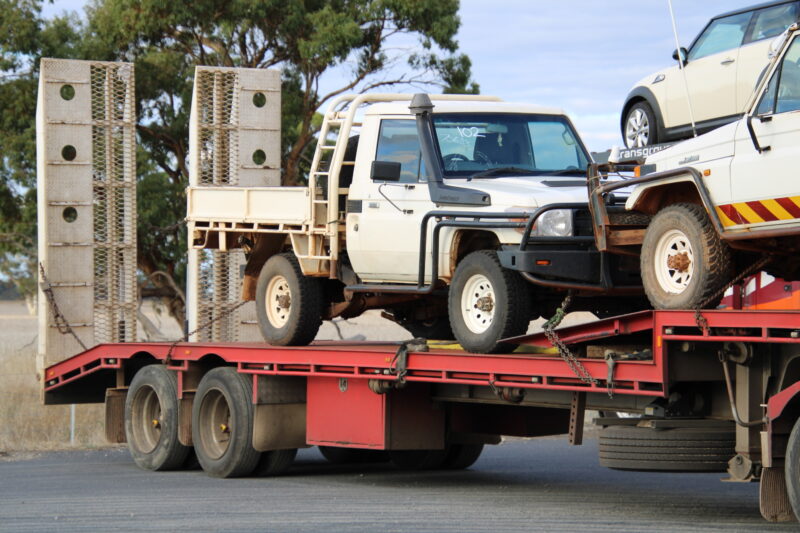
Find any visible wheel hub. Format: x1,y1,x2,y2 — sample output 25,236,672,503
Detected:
654,229,695,294
666,252,691,272
265,275,291,327
475,295,494,312
461,274,496,334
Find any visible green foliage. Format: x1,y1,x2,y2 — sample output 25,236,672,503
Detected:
0,0,478,305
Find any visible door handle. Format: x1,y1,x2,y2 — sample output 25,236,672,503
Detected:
720,58,735,65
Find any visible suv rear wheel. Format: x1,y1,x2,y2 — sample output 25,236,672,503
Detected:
624,101,658,148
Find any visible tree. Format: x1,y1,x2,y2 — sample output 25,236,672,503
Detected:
0,0,479,319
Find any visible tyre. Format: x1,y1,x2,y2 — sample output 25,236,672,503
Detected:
390,449,449,470
640,203,732,310
124,365,190,471
442,444,484,470
319,446,390,464
624,101,658,148
255,449,297,476
256,252,323,346
192,367,261,478
785,416,800,519
448,250,531,354
598,425,735,472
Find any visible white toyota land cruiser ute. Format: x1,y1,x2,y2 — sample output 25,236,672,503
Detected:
188,93,644,353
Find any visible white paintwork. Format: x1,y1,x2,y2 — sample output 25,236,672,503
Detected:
187,187,310,226
460,273,495,334
653,229,695,294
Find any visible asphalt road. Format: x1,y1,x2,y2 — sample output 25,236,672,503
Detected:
0,438,794,532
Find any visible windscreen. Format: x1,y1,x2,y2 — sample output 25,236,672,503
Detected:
432,113,590,177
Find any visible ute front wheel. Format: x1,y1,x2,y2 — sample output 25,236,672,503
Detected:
448,250,530,353
640,203,732,310
125,365,190,471
256,253,323,346
192,367,261,478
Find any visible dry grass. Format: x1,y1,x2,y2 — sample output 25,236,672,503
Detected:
0,301,106,452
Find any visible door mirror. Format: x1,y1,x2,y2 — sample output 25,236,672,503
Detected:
672,47,688,66
370,160,402,181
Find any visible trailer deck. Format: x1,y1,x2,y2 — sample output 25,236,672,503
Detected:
44,309,800,405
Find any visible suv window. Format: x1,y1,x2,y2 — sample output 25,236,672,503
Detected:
688,12,752,60
375,119,422,183
745,2,798,44
758,36,800,114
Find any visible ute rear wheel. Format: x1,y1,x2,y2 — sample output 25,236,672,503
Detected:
640,203,732,310
125,365,190,471
192,367,261,478
448,250,530,354
256,253,323,346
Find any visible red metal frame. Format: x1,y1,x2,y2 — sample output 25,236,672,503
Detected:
43,309,800,401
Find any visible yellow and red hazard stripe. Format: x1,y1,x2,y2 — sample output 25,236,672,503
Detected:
716,195,800,227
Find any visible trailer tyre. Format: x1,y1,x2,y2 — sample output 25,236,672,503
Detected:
256,253,323,346
390,449,449,470
319,446,390,464
599,424,735,472
442,443,484,469
255,449,297,476
449,250,530,354
785,416,800,519
192,367,261,478
125,365,190,471
640,203,732,310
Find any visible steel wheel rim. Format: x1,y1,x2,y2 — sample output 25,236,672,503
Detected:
654,229,694,294
626,108,650,148
198,388,231,460
131,385,162,454
265,275,291,328
461,274,496,334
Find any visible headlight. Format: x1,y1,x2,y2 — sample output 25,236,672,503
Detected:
533,209,573,236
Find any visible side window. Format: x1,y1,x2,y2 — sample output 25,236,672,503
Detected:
745,3,798,44
776,38,800,112
375,119,422,183
688,12,752,61
756,37,800,114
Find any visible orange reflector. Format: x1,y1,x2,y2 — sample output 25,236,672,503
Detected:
656,336,662,348
535,260,551,266
703,169,711,176
633,166,641,178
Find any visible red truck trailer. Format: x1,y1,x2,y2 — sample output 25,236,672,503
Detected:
42,305,800,523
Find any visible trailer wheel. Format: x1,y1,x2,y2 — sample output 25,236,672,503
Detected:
390,449,449,470
256,253,323,346
192,367,261,478
785,416,800,519
448,250,530,353
319,446,390,464
255,449,298,476
124,365,190,471
640,203,732,310
598,424,734,472
442,443,484,470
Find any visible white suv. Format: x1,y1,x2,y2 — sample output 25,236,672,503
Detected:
622,1,799,148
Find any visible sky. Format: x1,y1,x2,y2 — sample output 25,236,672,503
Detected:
42,0,761,151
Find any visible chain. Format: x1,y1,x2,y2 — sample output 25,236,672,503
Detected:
164,300,248,365
39,263,88,351
542,292,598,386
694,255,772,332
